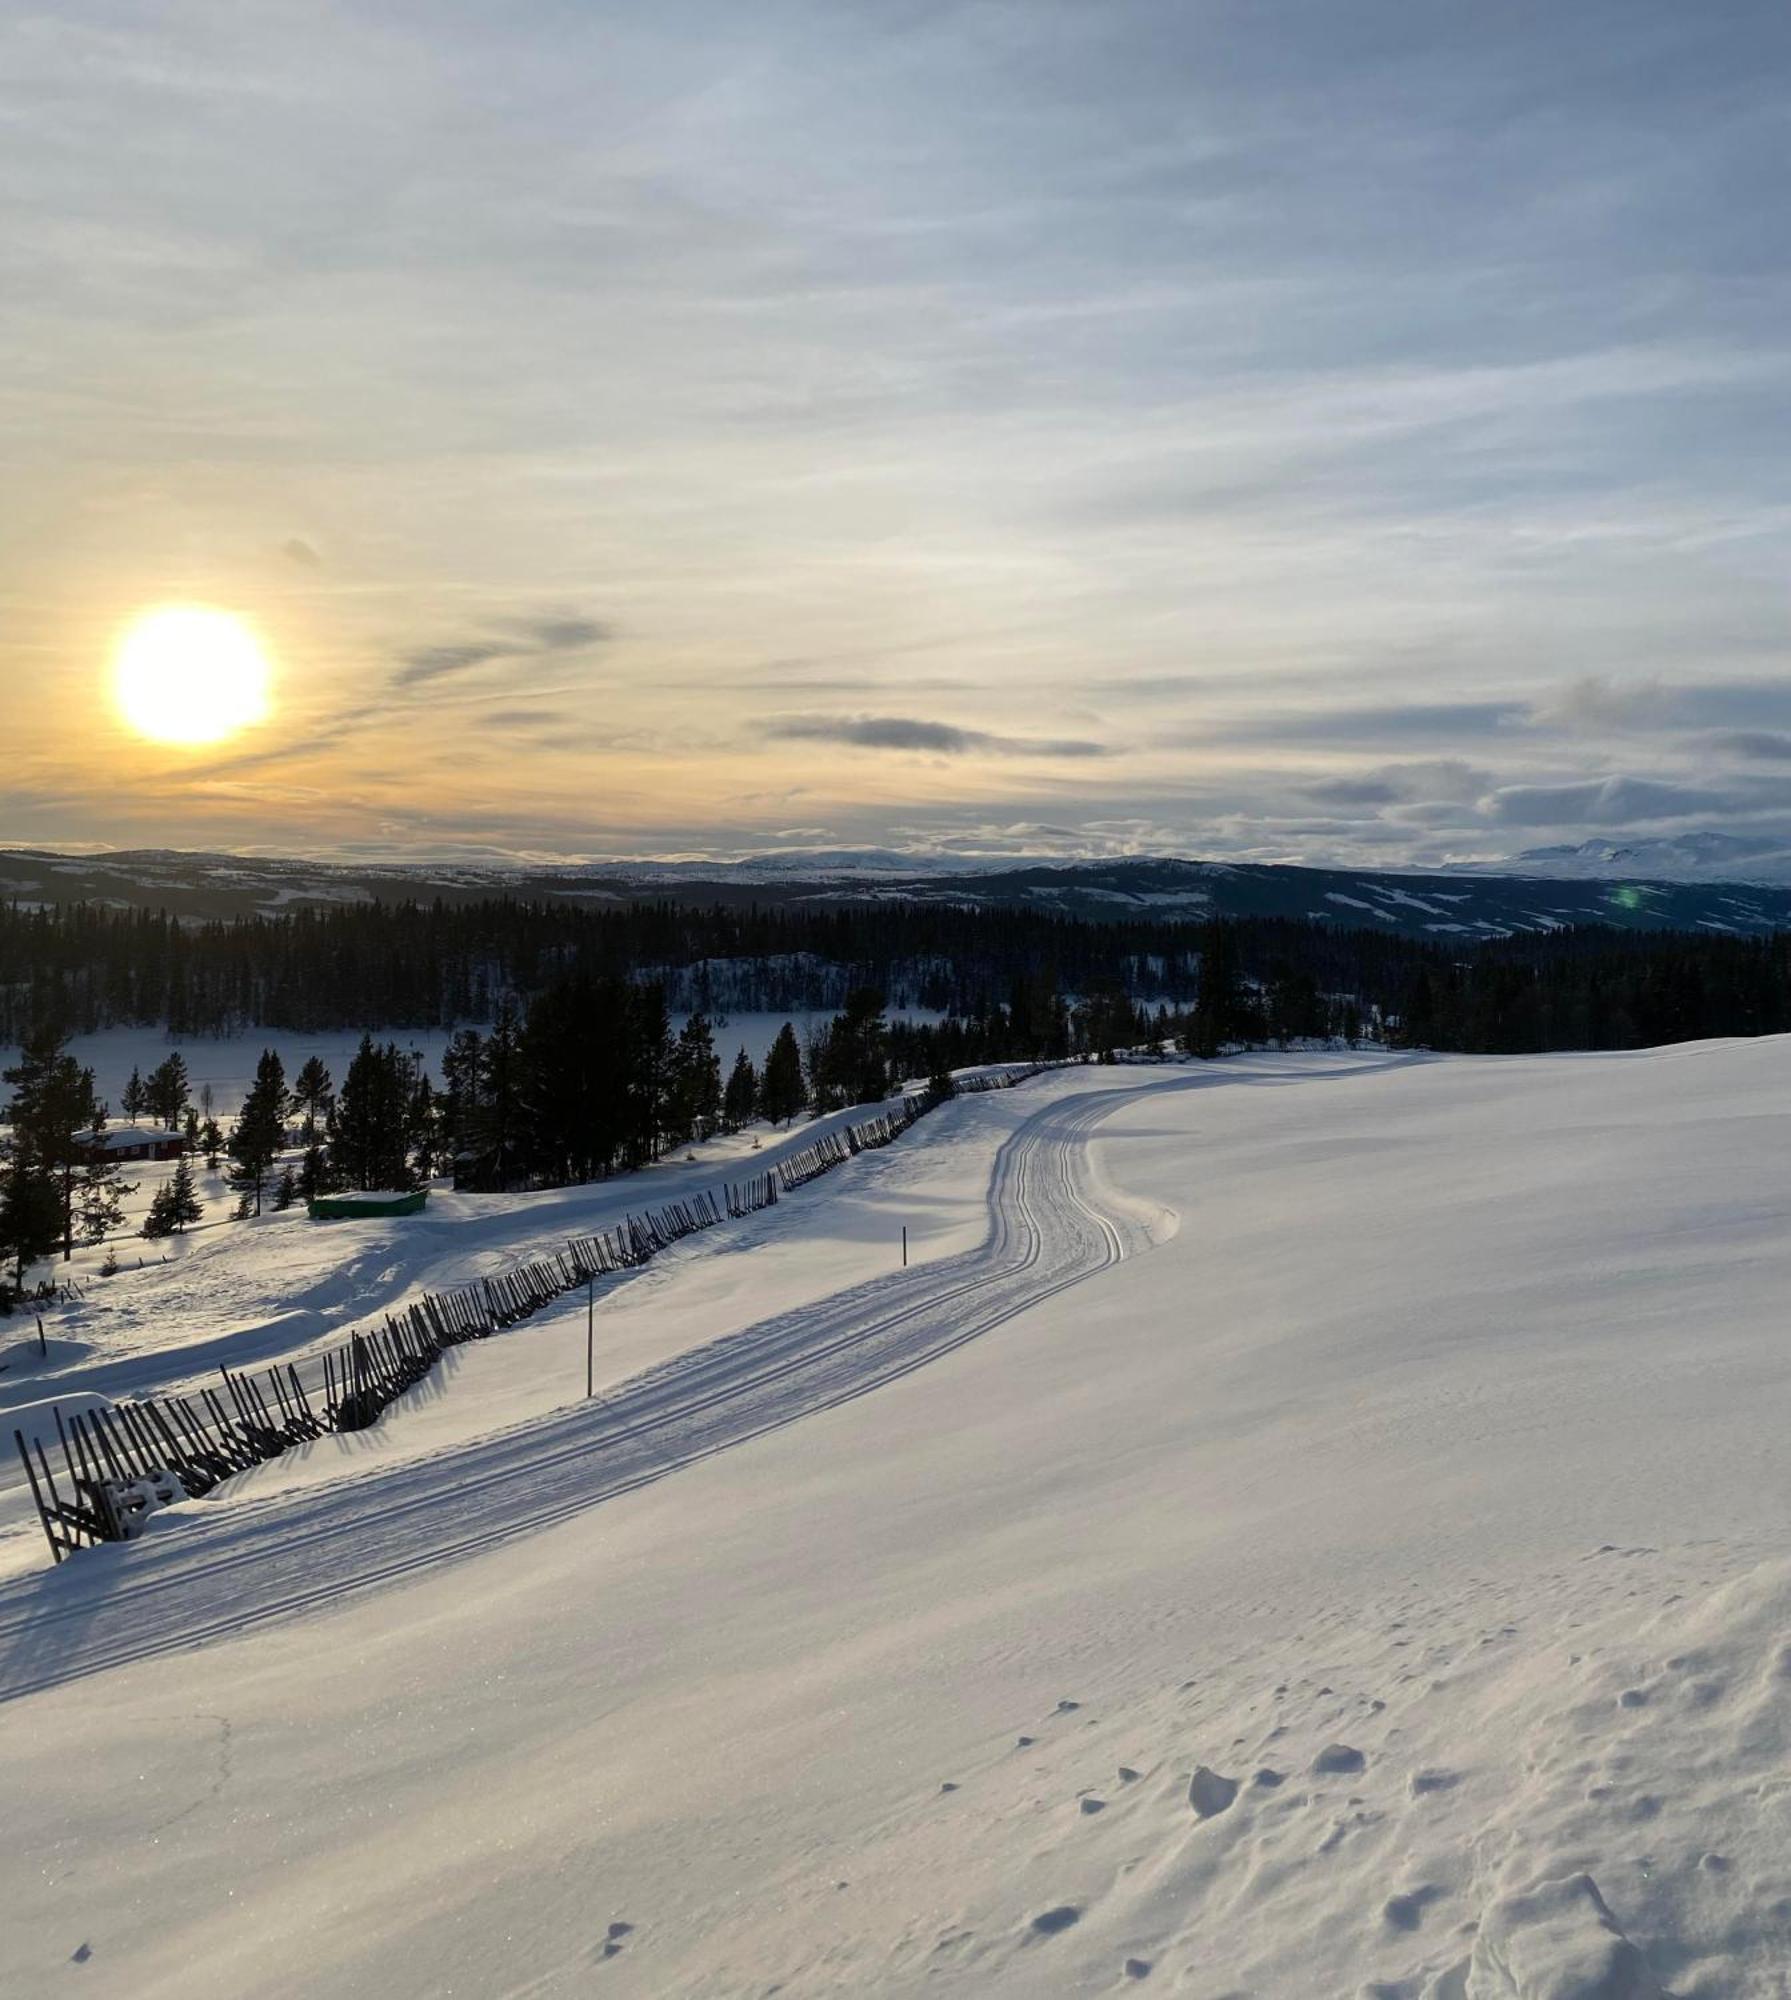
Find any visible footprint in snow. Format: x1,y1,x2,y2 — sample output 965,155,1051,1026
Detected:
1313,1742,1366,1775
1382,1885,1443,1932
1079,1796,1107,1815
1410,1769,1458,1796
1124,1957,1153,1979
1030,1906,1081,1937
1188,1767,1239,1818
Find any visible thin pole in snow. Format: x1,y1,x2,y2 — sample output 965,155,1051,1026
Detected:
586,1274,594,1399
36,1315,46,1358
901,1225,907,1269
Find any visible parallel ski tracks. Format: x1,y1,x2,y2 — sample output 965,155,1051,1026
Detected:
0,1078,1187,1703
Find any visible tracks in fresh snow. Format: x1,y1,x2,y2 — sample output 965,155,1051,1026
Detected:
0,1078,1187,1702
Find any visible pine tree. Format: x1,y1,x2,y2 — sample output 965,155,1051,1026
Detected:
292,1056,334,1144
76,1112,136,1246
146,1052,190,1130
182,1105,201,1154
722,1047,758,1130
226,1047,288,1216
271,1165,299,1211
760,1022,806,1126
199,1116,224,1169
120,1066,147,1121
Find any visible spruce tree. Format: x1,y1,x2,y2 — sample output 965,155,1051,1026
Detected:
226,1047,287,1216
439,1030,485,1163
0,1153,62,1289
271,1165,299,1211
722,1048,758,1130
670,1013,722,1144
479,1004,524,1182
297,1143,332,1203
626,985,674,1164
329,1038,421,1191
120,1066,147,1121
814,989,888,1108
759,1022,805,1126
143,1156,203,1237
3,1025,101,1261
407,1068,438,1183
199,1117,224,1169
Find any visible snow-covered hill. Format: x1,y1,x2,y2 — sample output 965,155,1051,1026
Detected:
15,841,1791,935
2,1043,1789,1994
1476,830,1791,884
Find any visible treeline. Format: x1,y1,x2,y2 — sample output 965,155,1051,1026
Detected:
0,895,1217,1037
8,890,1791,1059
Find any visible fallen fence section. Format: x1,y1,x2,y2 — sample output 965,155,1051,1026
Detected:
15,1064,1064,1566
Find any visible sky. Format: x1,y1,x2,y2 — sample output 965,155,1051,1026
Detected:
4,0,1789,870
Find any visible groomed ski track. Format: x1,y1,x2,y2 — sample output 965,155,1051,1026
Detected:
0,1076,1188,1704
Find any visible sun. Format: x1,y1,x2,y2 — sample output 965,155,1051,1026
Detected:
113,605,274,747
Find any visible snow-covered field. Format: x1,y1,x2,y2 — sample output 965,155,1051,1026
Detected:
2,1041,1790,1996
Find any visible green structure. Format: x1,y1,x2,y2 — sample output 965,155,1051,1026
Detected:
307,1189,430,1221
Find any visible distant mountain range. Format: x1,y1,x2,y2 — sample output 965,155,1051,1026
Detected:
1474,831,1791,885
10,841,1791,940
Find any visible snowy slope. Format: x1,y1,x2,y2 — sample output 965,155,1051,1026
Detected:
2,1044,1790,1995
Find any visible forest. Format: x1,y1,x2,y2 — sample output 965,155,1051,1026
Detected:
4,893,1791,1056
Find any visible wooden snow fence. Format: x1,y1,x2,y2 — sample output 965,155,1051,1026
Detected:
13,1077,1016,1568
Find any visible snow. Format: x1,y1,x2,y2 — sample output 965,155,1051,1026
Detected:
3,1041,1791,1994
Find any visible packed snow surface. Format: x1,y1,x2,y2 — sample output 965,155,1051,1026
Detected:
3,1042,1790,1996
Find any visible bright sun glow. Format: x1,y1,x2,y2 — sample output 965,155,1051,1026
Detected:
113,605,274,747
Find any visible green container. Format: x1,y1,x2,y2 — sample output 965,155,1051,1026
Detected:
307,1189,430,1220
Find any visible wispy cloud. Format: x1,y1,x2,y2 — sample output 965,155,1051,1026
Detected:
394,614,610,688
766,716,1109,758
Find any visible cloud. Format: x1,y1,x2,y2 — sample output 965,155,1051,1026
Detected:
1710,730,1791,761
1481,776,1736,828
282,537,322,567
1535,678,1791,735
394,613,610,688
481,707,565,731
506,615,609,651
1206,702,1527,748
395,642,507,688
766,715,1109,758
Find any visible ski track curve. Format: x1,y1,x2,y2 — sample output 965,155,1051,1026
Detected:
0,1077,1191,1704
